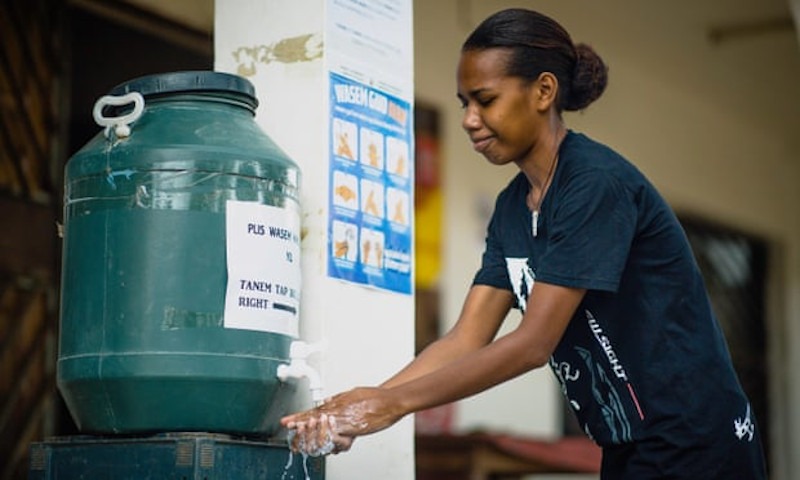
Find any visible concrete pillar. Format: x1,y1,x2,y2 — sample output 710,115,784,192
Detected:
215,1,416,478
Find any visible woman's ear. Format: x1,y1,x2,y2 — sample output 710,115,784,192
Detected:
533,72,559,112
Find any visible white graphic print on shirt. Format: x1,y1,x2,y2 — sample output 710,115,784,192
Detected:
504,256,644,443
505,257,535,311
734,403,755,442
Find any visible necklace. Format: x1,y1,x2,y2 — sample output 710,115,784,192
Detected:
530,149,559,238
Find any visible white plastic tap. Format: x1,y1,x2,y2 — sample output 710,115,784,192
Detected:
277,340,327,404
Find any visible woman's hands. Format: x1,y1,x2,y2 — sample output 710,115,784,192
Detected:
285,413,352,456
280,387,406,456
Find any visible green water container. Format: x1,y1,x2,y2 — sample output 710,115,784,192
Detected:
58,71,302,435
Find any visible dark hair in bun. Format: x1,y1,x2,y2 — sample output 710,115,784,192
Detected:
462,8,608,112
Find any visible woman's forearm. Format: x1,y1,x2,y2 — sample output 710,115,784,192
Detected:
381,285,514,389
380,333,480,388
388,283,585,416
387,326,544,415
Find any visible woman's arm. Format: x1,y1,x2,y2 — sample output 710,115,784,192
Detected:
387,282,584,415
281,282,585,442
381,284,515,388
280,284,512,454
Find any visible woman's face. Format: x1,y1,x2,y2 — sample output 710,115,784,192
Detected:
457,48,543,166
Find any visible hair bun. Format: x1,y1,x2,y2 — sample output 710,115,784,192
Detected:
566,43,608,111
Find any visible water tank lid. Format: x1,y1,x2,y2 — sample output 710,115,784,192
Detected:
108,71,258,109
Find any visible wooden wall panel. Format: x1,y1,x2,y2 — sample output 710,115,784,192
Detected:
0,197,57,277
0,0,63,478
0,0,59,201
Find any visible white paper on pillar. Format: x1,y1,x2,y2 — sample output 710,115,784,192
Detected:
327,0,414,101
223,200,301,336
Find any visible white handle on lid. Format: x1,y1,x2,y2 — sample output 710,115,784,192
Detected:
92,92,145,139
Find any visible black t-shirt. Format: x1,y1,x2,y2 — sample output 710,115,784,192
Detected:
473,131,766,478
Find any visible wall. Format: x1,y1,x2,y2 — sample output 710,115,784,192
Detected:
414,1,800,479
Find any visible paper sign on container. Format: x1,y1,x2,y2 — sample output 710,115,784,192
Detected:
224,200,301,336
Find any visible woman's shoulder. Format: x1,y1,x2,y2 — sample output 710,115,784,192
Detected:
562,131,630,170
560,131,650,188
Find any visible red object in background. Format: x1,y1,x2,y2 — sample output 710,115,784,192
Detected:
414,103,441,195
415,132,440,190
488,433,602,472
415,431,601,480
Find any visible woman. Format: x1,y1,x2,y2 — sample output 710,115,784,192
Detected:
282,8,767,478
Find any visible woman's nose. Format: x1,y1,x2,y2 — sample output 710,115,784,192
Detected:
461,104,481,131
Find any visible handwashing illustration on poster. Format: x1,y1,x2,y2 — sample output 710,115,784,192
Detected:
327,72,412,294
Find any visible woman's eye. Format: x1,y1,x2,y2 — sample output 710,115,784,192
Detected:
457,96,493,109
